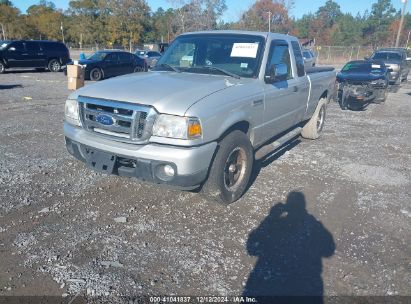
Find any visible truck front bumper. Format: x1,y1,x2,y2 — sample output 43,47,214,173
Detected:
64,123,217,190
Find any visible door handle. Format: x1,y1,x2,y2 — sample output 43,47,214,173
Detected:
253,99,263,106
22,53,29,56
37,53,44,55
293,86,298,92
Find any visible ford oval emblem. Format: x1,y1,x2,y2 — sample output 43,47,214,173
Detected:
96,114,115,126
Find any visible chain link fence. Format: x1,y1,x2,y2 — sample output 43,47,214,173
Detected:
314,46,377,66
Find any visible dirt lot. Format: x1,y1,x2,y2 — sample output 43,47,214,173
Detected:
0,69,410,303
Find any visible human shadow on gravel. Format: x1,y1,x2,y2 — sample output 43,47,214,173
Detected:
243,192,335,304
0,84,22,90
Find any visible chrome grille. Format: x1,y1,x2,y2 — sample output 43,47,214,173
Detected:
78,96,157,144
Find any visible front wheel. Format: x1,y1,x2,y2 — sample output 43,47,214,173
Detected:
90,68,103,81
0,61,5,74
48,59,61,72
201,130,254,205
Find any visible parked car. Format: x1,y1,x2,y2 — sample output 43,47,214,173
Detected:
303,49,316,69
135,50,161,68
66,50,147,81
366,48,409,84
336,60,390,110
0,40,70,73
64,30,336,204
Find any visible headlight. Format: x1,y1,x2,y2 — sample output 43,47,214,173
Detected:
65,99,81,126
388,64,400,72
152,114,202,139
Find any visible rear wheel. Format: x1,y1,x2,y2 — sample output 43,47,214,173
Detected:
90,68,103,81
48,59,61,72
201,130,253,205
133,66,144,73
301,98,327,140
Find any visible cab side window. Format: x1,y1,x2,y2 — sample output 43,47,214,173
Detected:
118,52,130,62
291,41,306,77
266,40,293,80
8,41,24,52
25,42,40,53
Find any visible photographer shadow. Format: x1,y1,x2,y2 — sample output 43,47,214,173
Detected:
243,192,335,303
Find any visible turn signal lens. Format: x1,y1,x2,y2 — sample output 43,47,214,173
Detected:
188,119,202,139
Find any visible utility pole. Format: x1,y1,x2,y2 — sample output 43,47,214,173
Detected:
266,11,272,32
395,0,408,47
0,23,5,40
60,21,65,44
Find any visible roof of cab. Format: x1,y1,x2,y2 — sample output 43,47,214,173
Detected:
179,30,295,41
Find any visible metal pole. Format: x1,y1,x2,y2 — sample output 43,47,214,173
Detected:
406,30,411,47
395,0,408,47
266,11,271,32
0,23,6,40
60,22,65,44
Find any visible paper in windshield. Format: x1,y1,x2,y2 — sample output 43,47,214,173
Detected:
231,43,259,58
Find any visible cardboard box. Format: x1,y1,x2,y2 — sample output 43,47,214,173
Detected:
67,64,85,79
68,77,84,90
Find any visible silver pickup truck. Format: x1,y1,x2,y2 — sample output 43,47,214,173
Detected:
64,31,336,204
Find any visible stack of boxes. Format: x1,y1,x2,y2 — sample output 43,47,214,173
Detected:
67,64,85,90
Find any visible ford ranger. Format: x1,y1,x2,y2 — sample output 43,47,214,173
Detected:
64,31,336,204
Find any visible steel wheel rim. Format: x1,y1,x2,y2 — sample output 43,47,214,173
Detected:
223,147,247,192
134,66,142,72
316,105,325,132
0,64,4,73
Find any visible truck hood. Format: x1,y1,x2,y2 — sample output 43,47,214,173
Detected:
69,71,247,115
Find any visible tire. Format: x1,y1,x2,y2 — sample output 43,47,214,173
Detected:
301,98,327,140
133,66,144,73
375,87,388,103
0,61,5,74
201,130,254,205
48,59,61,72
90,68,103,81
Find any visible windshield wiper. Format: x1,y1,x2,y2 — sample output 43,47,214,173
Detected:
155,63,181,73
199,66,240,79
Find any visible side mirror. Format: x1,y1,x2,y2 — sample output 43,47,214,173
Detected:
264,63,288,84
364,57,369,60
8,47,16,51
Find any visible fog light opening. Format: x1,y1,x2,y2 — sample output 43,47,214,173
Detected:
155,164,176,182
164,165,175,177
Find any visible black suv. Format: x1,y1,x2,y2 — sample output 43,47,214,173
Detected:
367,48,409,84
0,40,70,73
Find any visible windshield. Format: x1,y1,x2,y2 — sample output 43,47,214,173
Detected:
371,52,402,61
341,61,384,74
155,34,265,78
0,41,11,50
87,52,107,61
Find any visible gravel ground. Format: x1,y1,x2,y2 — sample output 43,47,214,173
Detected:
0,69,410,303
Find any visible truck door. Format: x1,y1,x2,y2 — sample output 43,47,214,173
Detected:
263,40,308,140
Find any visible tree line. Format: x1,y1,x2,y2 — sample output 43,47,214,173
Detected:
0,0,410,48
